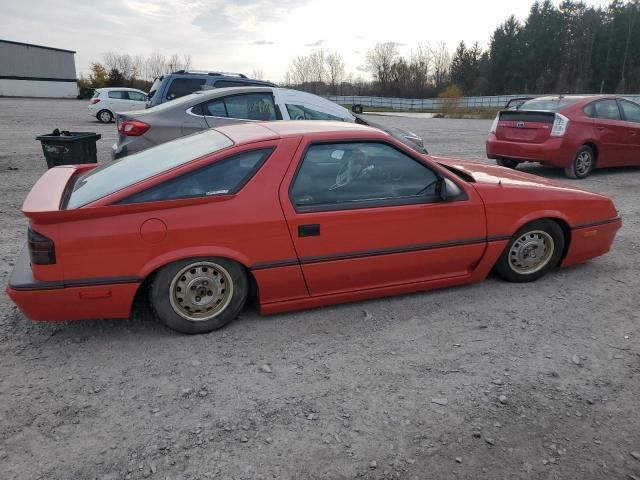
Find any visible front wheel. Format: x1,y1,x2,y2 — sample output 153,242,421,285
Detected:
564,145,595,179
494,220,565,283
496,158,520,169
149,258,248,334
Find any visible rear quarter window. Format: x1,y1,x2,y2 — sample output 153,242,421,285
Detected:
166,78,207,100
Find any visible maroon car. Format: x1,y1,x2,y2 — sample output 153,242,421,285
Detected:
486,95,640,179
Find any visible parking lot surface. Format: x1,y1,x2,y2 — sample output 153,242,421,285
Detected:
0,98,639,480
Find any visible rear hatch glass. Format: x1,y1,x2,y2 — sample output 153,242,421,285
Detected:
66,129,233,208
519,97,579,112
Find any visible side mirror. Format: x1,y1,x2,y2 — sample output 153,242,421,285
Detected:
437,177,448,201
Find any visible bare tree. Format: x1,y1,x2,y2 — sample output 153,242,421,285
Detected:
288,55,312,86
167,54,182,72
251,69,264,80
326,51,345,94
147,53,168,80
432,41,451,88
308,50,327,87
365,42,400,93
409,44,432,94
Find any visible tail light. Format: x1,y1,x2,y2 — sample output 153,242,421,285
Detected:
28,228,56,265
490,114,499,134
550,113,569,136
118,120,150,137
90,98,101,105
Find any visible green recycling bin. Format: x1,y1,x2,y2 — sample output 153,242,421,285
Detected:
36,130,101,169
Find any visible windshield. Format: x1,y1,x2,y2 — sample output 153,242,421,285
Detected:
520,97,579,112
66,129,233,208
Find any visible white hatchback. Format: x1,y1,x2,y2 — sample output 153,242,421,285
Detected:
88,87,148,123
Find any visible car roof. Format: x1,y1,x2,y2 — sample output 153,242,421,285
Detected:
215,120,384,145
98,87,146,92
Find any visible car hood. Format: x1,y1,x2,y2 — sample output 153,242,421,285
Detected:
433,156,594,192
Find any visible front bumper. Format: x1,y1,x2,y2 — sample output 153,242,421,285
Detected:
562,217,622,268
6,246,139,321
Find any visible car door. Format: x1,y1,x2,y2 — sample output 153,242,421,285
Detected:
588,99,629,167
107,90,131,113
202,92,280,128
125,90,148,112
617,99,640,166
278,138,487,296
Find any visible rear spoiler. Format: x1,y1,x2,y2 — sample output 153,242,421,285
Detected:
22,164,96,222
498,110,556,123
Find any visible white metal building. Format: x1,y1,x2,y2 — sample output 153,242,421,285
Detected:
0,39,77,98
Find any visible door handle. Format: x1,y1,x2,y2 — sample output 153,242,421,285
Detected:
596,126,605,131
298,224,320,237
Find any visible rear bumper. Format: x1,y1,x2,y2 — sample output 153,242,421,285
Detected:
486,134,574,167
6,246,139,321
562,217,622,267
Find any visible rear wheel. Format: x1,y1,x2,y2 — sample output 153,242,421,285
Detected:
564,145,594,179
496,158,520,169
149,258,248,334
97,109,113,123
494,220,565,283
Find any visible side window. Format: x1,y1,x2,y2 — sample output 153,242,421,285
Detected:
204,99,227,117
620,100,640,123
286,104,345,121
118,149,273,204
213,80,246,88
224,94,277,120
593,100,621,121
108,91,126,99
127,91,147,102
166,78,206,100
290,142,440,211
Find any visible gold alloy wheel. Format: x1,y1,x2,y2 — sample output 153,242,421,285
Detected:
169,261,234,321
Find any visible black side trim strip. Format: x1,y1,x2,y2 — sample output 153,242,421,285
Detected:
0,75,77,83
299,236,487,265
249,259,299,271
487,234,511,242
571,216,621,230
11,276,142,291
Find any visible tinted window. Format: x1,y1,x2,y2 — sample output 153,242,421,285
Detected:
593,100,621,120
108,91,126,99
214,80,246,88
520,97,579,112
225,94,277,120
205,99,227,117
127,91,147,102
620,100,640,123
204,93,277,120
286,104,345,121
119,149,272,204
67,130,233,208
166,78,206,100
291,142,439,211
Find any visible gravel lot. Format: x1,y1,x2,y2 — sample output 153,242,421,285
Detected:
1,98,639,480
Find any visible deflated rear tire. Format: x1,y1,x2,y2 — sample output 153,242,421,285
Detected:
564,145,594,179
495,220,565,283
496,159,520,169
149,258,248,334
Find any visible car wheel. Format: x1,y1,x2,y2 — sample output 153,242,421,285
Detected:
494,220,565,283
97,109,114,123
564,145,594,179
149,258,248,334
496,158,520,169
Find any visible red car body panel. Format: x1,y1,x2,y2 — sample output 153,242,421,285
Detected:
486,95,640,169
7,121,622,323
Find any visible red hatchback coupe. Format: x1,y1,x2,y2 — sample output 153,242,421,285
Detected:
486,95,640,178
8,121,621,333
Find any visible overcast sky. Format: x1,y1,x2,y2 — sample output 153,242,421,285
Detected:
0,0,603,82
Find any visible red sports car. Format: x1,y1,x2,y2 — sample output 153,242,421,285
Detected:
8,121,621,333
486,95,640,178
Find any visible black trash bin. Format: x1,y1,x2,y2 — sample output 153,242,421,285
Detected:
36,130,101,169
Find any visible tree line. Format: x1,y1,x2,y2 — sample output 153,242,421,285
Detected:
286,0,640,98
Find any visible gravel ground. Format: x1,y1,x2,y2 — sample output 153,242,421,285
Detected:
0,98,639,480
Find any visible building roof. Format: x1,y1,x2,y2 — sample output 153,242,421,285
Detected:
0,39,75,54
